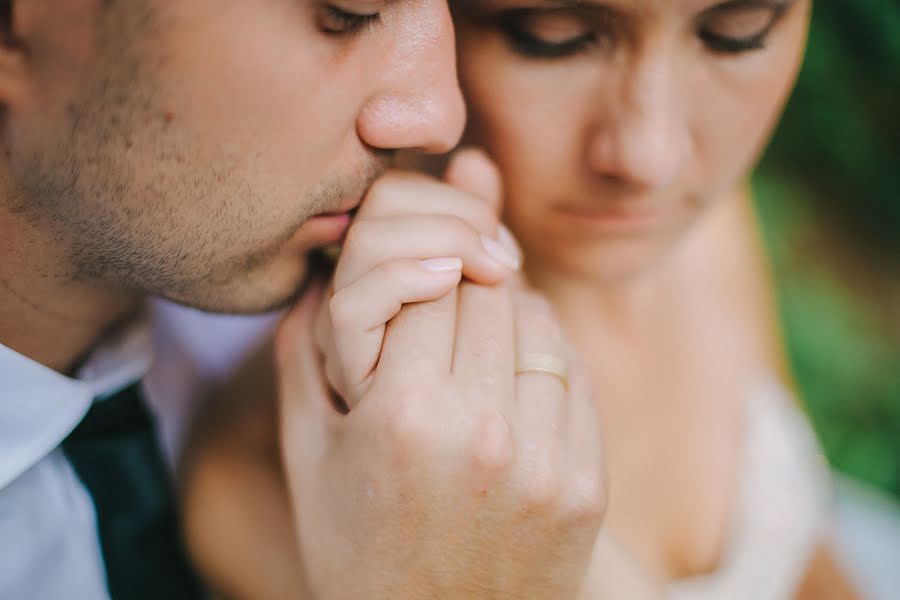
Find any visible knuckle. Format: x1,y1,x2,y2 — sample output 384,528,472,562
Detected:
378,259,412,286
380,389,435,453
464,197,499,233
328,289,355,328
445,214,480,243
358,172,419,217
563,469,608,525
363,174,395,205
521,457,563,512
466,411,515,473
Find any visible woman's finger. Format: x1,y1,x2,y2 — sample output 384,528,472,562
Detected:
375,288,460,393
356,170,500,237
329,257,463,406
451,281,516,415
334,214,520,290
510,291,570,460
444,147,504,214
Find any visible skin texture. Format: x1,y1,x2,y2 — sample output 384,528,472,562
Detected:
453,0,857,593
454,0,811,283
187,1,856,598
1,0,853,597
3,2,613,597
0,0,464,371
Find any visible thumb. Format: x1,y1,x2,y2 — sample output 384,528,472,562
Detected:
444,146,504,217
445,147,522,266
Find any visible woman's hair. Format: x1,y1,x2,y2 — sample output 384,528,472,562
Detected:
0,2,11,44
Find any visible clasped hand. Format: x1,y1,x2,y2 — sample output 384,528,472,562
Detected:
275,150,607,600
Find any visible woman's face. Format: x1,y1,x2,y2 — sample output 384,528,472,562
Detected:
454,0,810,282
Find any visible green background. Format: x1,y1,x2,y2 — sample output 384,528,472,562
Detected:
754,1,899,499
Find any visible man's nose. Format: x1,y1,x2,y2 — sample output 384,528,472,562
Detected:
356,1,466,154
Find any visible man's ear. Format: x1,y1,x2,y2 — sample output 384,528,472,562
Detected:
0,1,31,110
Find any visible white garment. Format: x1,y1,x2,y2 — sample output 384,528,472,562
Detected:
668,379,834,599
144,299,281,466
0,324,153,600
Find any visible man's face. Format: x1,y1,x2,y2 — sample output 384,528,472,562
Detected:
8,0,464,313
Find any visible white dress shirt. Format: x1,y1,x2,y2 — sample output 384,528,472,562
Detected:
0,324,153,600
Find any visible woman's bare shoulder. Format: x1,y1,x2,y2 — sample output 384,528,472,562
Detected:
180,343,313,599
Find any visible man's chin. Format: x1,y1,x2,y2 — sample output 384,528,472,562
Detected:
160,251,336,316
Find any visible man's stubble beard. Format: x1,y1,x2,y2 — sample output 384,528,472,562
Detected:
8,5,384,315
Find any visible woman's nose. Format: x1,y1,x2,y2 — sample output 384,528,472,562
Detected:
588,54,692,190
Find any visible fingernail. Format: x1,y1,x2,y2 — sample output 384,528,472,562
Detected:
481,232,522,270
497,225,522,264
420,258,463,272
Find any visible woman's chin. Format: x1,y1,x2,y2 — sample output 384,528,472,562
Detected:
524,237,674,287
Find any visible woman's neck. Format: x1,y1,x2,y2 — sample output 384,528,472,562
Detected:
524,184,782,375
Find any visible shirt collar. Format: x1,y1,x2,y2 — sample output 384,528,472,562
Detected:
0,319,154,490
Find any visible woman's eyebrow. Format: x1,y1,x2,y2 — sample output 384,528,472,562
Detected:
706,0,797,12
700,0,798,25
538,0,798,9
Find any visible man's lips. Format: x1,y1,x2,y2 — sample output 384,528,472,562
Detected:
317,204,360,220
298,204,361,248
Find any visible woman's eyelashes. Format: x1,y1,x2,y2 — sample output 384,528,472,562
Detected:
318,4,381,36
498,10,606,59
698,27,770,53
696,4,789,55
494,3,790,60
505,27,596,59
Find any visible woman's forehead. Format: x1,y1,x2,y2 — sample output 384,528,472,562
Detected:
459,0,798,16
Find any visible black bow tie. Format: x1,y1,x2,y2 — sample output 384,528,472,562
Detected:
63,382,205,600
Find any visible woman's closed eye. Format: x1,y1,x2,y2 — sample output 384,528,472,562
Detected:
697,2,792,54
498,9,610,59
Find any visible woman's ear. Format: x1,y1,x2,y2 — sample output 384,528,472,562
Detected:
0,1,30,110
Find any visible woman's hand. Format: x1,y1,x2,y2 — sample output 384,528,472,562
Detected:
321,148,521,406
274,150,608,599
277,281,606,600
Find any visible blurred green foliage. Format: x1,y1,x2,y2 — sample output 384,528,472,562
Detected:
754,1,900,499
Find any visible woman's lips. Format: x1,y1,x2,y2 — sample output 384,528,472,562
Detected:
554,202,663,233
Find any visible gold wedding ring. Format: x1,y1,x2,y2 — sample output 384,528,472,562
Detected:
515,352,569,390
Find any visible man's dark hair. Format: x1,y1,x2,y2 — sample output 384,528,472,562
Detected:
0,2,11,45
